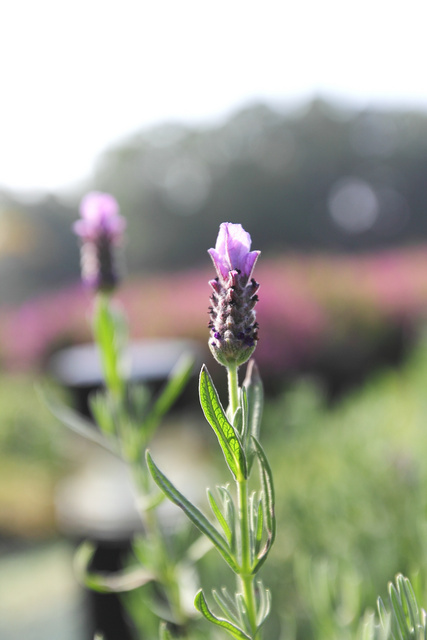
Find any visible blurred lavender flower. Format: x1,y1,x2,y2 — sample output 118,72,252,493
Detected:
73,192,126,292
208,222,260,367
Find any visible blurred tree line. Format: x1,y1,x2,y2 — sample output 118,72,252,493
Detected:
2,98,427,304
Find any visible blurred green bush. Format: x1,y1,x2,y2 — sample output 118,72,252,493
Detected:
259,333,427,639
0,374,65,538
4,333,427,638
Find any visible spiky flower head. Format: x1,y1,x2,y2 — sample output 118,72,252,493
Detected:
73,192,126,292
208,223,260,368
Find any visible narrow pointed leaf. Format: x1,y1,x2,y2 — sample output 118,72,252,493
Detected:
236,594,251,632
240,386,249,454
194,590,251,640
207,489,232,546
399,575,418,633
256,581,272,627
243,360,264,474
252,437,276,572
144,354,194,440
255,498,264,556
233,406,243,436
389,583,408,638
146,451,238,572
378,597,389,630
38,386,119,455
74,541,154,593
217,485,236,553
199,366,246,480
212,589,242,627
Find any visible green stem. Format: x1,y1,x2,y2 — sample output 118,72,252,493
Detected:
227,363,240,418
237,477,259,638
228,362,258,638
94,293,126,401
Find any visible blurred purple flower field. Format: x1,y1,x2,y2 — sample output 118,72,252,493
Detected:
2,246,427,379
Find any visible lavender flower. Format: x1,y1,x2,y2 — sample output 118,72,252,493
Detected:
73,192,126,292
208,223,260,367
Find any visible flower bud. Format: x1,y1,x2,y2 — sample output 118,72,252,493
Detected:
73,192,126,292
208,223,260,368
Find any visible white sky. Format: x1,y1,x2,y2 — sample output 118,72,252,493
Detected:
1,0,427,193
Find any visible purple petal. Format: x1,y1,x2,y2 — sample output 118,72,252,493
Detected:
243,250,260,281
80,192,119,222
208,248,229,280
209,222,259,280
74,191,126,241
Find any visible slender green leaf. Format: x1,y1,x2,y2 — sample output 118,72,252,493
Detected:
399,575,418,634
207,489,232,546
389,583,408,639
240,386,249,454
217,485,236,554
236,593,251,633
199,366,247,480
252,437,276,573
243,360,264,474
358,612,377,640
194,590,251,640
255,498,264,556
146,451,238,572
144,354,194,440
256,581,272,627
378,597,389,631
233,406,243,436
74,541,154,593
212,589,243,627
38,386,119,455
422,610,427,640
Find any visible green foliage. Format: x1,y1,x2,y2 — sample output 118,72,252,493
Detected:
377,575,427,640
194,590,252,640
199,366,247,481
0,373,67,536
259,335,427,638
74,540,154,593
146,450,240,573
356,574,427,640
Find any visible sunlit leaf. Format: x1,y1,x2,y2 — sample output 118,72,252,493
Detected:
144,354,194,440
252,437,276,573
194,590,251,640
74,541,154,593
199,366,246,480
146,451,239,572
212,588,242,627
207,488,232,546
38,386,119,455
242,360,264,474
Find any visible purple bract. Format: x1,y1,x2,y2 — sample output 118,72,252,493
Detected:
208,223,260,283
73,192,126,243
